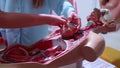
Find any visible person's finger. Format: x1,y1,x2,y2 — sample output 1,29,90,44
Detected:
110,6,120,20
68,12,77,20
57,16,68,27
100,0,108,6
100,0,118,9
105,0,118,9
72,12,78,19
100,0,109,8
61,16,68,22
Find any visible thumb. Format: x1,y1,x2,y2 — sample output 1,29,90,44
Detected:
100,0,109,8
101,0,118,9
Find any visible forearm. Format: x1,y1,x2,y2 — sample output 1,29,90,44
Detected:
0,11,53,28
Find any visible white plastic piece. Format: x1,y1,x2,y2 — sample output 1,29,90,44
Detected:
100,9,113,23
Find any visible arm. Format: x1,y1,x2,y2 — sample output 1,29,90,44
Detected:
0,11,66,28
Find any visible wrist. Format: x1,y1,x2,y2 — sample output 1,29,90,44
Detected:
36,14,53,25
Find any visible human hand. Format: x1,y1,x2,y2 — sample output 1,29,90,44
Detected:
48,15,67,27
94,21,116,33
60,12,81,39
68,12,81,31
100,0,120,21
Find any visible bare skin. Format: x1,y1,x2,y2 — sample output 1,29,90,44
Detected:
0,11,67,28
99,0,120,21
